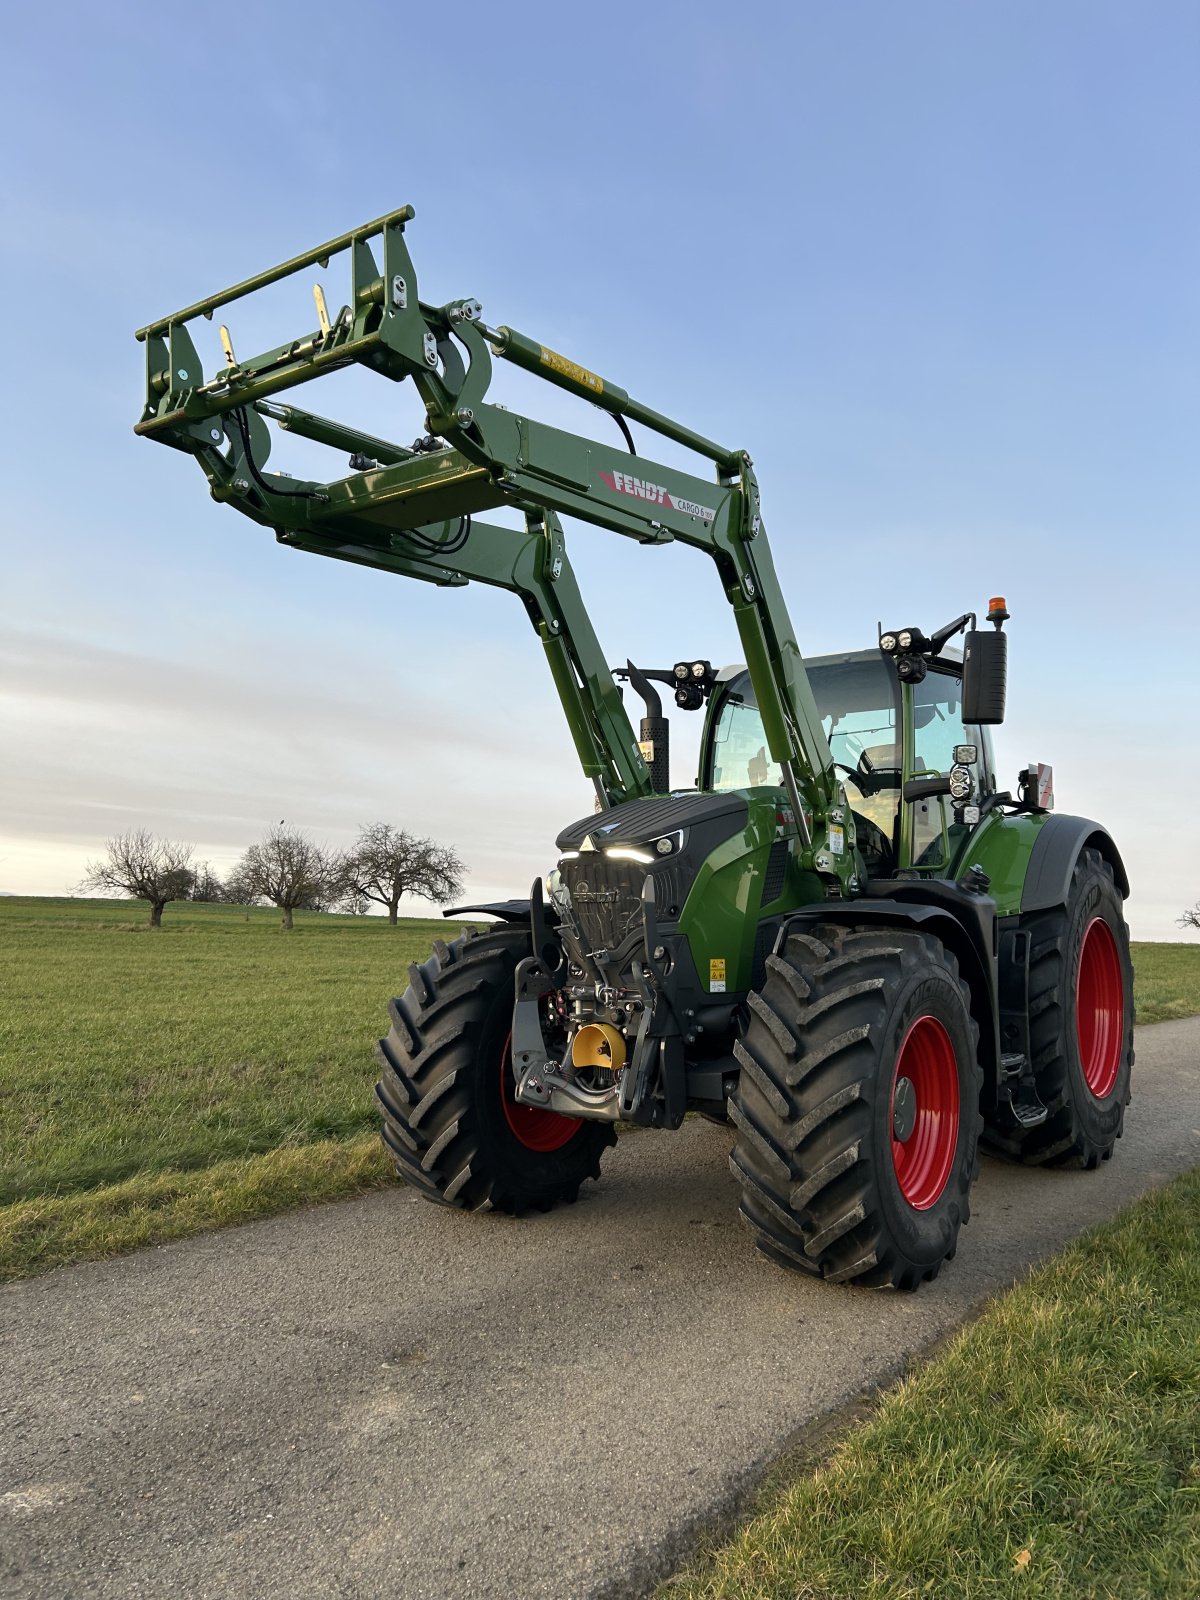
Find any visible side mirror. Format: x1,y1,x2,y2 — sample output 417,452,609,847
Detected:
962,628,1007,724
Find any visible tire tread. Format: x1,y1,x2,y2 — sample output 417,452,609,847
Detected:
375,927,612,1213
730,922,983,1288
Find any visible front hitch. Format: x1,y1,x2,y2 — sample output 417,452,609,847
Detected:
511,957,622,1123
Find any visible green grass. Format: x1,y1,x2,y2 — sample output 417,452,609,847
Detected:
662,1166,1200,1600
0,1136,386,1279
1130,941,1200,1023
0,900,1196,1282
0,896,471,1279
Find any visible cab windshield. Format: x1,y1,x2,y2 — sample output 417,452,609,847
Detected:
710,652,972,825
708,655,901,837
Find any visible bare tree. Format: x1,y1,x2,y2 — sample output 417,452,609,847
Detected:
221,863,260,906
78,830,195,928
232,824,342,930
189,861,225,903
1179,904,1200,931
342,823,465,926
339,887,372,916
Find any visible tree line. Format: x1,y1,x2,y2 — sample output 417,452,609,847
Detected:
79,824,465,929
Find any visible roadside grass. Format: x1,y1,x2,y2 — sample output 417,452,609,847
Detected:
1130,940,1200,1023
0,896,465,1280
0,899,1196,1282
661,1165,1200,1600
0,1136,385,1280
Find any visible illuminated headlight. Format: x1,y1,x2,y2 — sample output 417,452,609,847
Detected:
691,661,706,678
880,633,897,652
604,845,655,865
897,629,913,650
655,837,673,855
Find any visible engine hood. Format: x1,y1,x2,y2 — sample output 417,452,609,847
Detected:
556,791,749,852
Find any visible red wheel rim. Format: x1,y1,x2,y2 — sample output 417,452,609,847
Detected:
1076,917,1123,1099
890,1016,960,1211
499,1031,580,1152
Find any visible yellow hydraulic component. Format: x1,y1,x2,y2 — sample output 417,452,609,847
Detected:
218,324,237,369
570,1022,627,1072
313,282,331,337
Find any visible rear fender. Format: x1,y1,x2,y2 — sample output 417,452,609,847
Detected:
1020,816,1130,912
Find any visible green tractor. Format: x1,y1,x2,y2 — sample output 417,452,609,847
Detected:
136,208,1133,1288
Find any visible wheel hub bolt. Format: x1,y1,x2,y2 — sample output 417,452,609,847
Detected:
893,1076,917,1142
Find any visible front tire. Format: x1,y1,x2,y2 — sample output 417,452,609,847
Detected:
375,927,614,1213
729,925,982,1288
986,847,1133,1167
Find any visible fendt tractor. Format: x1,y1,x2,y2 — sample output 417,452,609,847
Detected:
136,208,1134,1288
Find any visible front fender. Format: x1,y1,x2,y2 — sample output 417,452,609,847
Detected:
782,886,1001,1111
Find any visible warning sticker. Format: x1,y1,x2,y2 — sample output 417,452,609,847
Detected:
539,344,604,394
829,824,845,857
709,957,727,994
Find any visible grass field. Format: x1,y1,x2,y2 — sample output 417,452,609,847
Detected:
1130,941,1200,1023
0,897,1197,1281
661,1164,1200,1600
0,896,470,1279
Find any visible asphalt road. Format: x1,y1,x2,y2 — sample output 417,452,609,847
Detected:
4,1018,1199,1600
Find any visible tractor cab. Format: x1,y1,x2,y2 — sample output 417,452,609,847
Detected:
703,648,997,882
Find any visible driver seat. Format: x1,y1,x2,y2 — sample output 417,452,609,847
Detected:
852,809,896,880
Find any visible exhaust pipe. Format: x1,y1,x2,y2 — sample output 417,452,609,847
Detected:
625,660,670,794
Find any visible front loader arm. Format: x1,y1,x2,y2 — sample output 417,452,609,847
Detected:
135,207,852,888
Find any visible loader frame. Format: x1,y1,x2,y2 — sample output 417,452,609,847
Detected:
136,206,854,891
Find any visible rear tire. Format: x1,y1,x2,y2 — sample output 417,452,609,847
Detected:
375,926,614,1213
729,924,982,1289
986,847,1133,1167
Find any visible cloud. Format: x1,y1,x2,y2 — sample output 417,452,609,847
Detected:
0,625,596,904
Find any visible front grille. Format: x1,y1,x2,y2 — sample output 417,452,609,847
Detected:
559,856,646,954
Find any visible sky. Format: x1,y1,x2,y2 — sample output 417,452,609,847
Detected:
1,1,1197,938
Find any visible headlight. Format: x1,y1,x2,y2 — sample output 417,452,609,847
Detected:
880,633,897,652
898,629,913,650
604,845,655,864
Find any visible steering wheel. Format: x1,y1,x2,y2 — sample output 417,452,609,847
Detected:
833,751,899,797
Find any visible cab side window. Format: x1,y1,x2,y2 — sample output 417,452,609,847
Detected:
910,671,967,868
912,671,967,776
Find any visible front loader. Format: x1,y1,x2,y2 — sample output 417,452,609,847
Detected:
135,207,1134,1288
